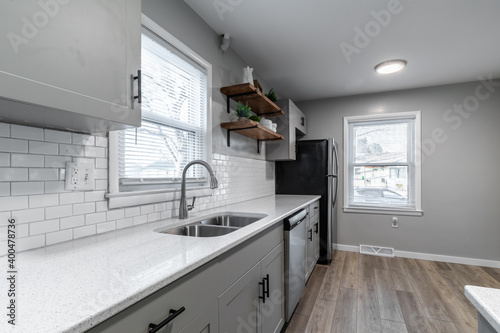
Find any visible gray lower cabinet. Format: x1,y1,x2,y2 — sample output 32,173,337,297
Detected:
87,222,284,333
0,0,142,133
218,243,284,333
305,201,320,281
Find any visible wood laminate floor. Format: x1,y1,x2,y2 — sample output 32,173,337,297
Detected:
285,250,500,333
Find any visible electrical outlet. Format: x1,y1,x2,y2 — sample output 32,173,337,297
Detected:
64,162,95,191
392,217,398,228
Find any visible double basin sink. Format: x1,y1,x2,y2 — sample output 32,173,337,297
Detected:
156,212,268,237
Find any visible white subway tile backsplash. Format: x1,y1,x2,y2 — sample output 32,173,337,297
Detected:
30,219,59,235
11,153,44,167
116,218,133,229
95,180,108,190
96,221,115,234
0,168,28,181
0,138,28,153
84,191,105,202
11,182,44,196
44,129,72,144
17,235,45,252
11,124,44,141
0,183,10,197
107,209,124,221
95,201,108,212
11,208,45,224
95,158,107,169
59,192,84,205
60,215,84,229
29,168,59,181
0,123,10,137
73,225,96,239
141,204,154,215
29,141,59,155
45,205,72,219
29,194,59,208
95,136,108,147
45,156,71,168
72,133,95,146
44,181,67,194
125,206,140,218
0,119,274,253
46,229,72,245
73,203,95,215
0,153,10,167
0,196,28,212
85,212,106,225
59,144,84,156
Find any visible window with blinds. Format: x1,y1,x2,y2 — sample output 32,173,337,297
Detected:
118,28,208,189
344,112,422,213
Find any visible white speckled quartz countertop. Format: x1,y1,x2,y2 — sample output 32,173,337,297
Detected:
0,194,319,333
465,285,500,332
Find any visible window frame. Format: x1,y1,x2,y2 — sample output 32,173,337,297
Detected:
343,111,422,216
107,14,212,209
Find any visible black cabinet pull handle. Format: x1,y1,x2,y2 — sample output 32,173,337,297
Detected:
259,279,266,303
308,229,313,241
264,274,270,298
301,117,305,126
314,222,318,234
133,70,142,104
148,306,185,333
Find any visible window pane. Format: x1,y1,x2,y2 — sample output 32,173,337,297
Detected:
353,122,408,164
353,166,408,206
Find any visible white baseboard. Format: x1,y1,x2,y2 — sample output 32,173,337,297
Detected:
335,243,500,268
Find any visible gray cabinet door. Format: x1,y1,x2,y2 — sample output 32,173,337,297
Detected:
305,218,315,281
311,213,320,263
219,262,262,333
179,300,218,333
0,0,141,132
261,243,285,333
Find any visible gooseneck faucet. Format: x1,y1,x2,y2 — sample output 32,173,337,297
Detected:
179,160,218,219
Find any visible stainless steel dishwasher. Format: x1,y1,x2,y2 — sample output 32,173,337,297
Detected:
284,208,307,322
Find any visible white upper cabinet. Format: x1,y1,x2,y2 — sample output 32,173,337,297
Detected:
266,99,307,161
0,0,141,133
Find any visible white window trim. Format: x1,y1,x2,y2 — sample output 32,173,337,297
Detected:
107,14,213,209
343,111,423,217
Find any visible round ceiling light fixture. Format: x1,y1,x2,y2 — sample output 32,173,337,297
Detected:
374,59,407,74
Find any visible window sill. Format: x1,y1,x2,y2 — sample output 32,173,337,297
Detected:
343,206,423,217
106,186,213,209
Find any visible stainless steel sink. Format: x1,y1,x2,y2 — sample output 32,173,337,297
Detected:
161,224,238,237
155,212,268,237
198,213,267,228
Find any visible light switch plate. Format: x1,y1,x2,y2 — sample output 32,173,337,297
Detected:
65,161,95,191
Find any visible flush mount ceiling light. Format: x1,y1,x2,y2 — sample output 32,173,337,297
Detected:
374,59,407,74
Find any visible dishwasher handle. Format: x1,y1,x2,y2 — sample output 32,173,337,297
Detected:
284,209,308,231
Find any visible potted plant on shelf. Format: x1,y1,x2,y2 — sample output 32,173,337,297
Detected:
235,102,252,121
265,88,278,103
249,115,261,122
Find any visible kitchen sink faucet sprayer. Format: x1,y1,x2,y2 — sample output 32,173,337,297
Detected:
179,160,219,219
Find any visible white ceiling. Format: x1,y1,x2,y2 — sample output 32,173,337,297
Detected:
185,0,500,102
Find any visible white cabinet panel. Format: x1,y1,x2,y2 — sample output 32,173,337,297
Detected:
0,0,141,133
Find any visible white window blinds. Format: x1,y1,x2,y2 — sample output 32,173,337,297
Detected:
118,28,208,185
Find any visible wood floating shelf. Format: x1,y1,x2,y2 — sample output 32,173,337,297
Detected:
220,83,284,117
220,119,284,153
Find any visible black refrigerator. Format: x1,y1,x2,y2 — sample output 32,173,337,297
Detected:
275,139,339,264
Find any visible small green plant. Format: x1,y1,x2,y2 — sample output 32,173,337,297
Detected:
249,115,261,122
265,88,277,103
235,102,252,118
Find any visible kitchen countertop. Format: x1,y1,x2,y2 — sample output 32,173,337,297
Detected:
465,285,500,332
0,194,320,333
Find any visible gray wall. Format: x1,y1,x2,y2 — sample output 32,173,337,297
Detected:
143,0,273,160
297,80,500,261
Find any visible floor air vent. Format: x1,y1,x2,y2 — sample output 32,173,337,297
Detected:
359,244,395,257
